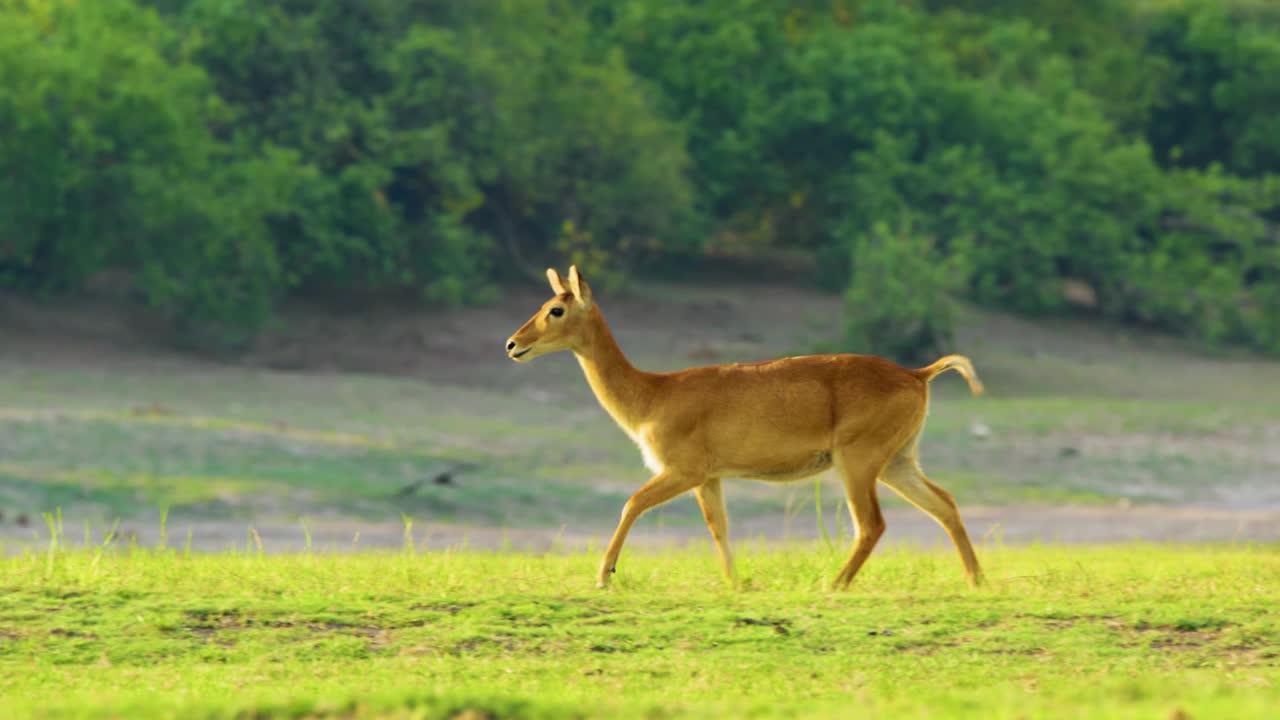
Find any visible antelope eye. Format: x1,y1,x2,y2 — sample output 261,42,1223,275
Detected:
549,307,565,318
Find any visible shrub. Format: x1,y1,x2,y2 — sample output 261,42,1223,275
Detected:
842,213,970,364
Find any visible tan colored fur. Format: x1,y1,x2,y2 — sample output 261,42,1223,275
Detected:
506,266,985,589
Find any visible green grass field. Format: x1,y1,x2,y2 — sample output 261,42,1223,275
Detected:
2,537,1277,719
3,285,1280,718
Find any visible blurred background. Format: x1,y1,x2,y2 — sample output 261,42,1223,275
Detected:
1,0,1278,552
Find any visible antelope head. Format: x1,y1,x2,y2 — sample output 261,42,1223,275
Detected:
505,265,594,362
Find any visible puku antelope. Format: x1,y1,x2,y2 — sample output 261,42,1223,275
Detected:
505,266,985,589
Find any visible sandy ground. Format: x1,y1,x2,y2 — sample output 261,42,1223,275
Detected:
4,505,1277,556
2,278,1279,555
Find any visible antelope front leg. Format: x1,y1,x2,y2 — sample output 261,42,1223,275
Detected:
694,478,736,586
598,470,703,588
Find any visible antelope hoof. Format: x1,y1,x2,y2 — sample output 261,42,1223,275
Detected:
596,565,617,589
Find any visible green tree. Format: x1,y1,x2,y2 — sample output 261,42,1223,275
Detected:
843,214,970,364
0,0,299,347
170,0,694,299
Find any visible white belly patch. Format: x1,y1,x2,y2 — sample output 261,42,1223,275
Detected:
627,426,664,474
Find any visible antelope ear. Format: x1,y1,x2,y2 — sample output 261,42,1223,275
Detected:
567,265,593,308
546,268,567,296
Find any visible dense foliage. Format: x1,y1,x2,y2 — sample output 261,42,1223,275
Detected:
1,0,1277,357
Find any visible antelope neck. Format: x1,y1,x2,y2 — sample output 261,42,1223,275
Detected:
573,309,655,433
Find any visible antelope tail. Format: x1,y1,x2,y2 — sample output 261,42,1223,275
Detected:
912,354,984,396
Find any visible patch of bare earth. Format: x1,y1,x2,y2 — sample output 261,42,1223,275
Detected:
3,503,1279,555
3,278,1280,552
955,427,1280,507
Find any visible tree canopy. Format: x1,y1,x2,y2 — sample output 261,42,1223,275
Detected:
2,0,1277,358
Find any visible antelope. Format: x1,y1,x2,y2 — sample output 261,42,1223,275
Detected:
505,266,985,589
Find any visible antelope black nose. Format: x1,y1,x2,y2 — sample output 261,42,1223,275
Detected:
506,340,516,351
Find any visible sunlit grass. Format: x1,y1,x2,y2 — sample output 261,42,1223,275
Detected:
1,529,1277,719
